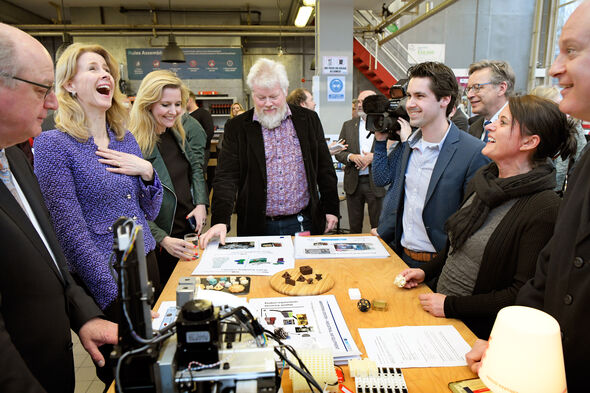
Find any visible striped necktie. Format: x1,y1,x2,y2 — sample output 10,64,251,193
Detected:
0,150,25,211
483,120,491,143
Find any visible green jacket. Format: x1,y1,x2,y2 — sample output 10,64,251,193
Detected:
145,114,208,243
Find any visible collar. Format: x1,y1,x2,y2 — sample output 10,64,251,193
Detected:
487,101,508,123
408,122,452,151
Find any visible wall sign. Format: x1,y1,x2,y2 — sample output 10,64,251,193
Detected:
407,44,445,64
126,47,243,80
322,56,348,75
327,76,345,102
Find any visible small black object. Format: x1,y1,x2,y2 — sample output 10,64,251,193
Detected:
357,298,371,312
274,327,289,340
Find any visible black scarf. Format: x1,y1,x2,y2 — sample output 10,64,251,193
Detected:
445,161,556,253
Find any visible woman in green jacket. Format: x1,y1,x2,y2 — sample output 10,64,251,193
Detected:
130,70,208,284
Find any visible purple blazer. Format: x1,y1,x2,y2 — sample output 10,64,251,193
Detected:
33,128,163,309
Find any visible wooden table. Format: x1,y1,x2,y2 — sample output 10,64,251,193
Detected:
109,236,476,392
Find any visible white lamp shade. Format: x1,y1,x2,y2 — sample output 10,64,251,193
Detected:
479,306,567,393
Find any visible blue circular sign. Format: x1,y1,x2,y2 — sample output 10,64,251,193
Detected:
329,78,343,92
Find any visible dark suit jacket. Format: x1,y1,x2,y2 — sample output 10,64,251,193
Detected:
211,105,339,235
0,147,102,393
468,115,485,139
517,148,590,391
375,123,489,253
334,117,386,197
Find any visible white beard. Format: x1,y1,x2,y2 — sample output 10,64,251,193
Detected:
358,109,367,121
256,104,288,129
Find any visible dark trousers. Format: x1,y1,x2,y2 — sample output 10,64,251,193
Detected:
265,210,312,236
346,176,383,233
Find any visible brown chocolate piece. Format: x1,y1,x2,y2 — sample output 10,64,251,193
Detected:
297,275,306,282
282,271,291,279
285,278,296,286
315,274,323,281
307,278,314,284
300,265,313,275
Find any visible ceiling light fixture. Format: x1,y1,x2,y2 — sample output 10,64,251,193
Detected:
302,0,316,6
161,0,185,63
294,6,314,27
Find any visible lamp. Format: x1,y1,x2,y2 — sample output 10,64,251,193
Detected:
302,0,316,5
161,0,185,63
294,6,314,27
479,306,566,393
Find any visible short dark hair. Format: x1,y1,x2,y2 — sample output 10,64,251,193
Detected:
286,88,310,107
407,62,458,116
509,95,577,164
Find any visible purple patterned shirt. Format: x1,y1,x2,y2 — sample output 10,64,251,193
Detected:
255,106,310,216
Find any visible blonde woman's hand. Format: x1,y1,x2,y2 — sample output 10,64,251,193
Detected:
96,147,154,181
160,236,198,260
187,204,207,235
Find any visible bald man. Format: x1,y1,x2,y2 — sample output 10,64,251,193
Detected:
0,23,117,392
335,90,385,233
467,3,590,390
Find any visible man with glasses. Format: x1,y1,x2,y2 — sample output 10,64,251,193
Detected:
466,60,515,141
0,23,117,392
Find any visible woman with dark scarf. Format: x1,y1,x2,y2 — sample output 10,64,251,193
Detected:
398,95,578,339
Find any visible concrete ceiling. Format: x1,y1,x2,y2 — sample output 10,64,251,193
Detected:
2,0,388,25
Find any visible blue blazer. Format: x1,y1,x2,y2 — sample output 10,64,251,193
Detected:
374,122,489,253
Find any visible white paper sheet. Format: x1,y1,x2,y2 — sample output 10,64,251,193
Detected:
248,295,361,364
358,325,472,368
294,236,390,259
193,236,295,276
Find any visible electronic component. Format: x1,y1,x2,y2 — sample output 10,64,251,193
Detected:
355,366,408,393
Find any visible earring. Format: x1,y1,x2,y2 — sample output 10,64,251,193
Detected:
71,91,77,98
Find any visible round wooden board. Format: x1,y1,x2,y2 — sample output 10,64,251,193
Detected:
270,267,334,296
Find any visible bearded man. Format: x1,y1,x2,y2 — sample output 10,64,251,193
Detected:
200,58,339,247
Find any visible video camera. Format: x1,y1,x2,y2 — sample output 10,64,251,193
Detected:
363,79,410,140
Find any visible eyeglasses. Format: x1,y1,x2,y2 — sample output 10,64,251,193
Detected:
465,82,494,94
2,74,54,98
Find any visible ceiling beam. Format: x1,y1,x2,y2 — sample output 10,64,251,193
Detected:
0,0,52,24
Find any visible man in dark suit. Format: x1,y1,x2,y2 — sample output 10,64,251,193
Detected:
467,3,590,391
466,60,515,140
200,58,339,247
335,90,385,233
0,23,117,393
373,62,489,268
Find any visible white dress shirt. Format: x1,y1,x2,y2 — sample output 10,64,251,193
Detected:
400,125,451,252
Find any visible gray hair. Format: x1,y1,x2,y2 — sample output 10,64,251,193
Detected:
246,58,289,95
468,60,515,96
0,29,18,88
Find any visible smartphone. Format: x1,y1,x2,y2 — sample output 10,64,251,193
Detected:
188,216,197,230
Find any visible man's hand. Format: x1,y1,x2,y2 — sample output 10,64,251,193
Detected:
360,150,374,169
466,339,489,374
78,318,118,367
396,118,412,142
324,214,338,233
348,154,365,170
199,223,227,249
418,293,446,317
399,268,425,288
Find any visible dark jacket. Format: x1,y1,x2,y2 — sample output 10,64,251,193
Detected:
374,122,489,253
0,146,102,393
145,118,208,243
517,149,590,392
334,117,386,197
422,188,560,339
211,104,339,235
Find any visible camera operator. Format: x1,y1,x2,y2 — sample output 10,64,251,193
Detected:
372,62,489,269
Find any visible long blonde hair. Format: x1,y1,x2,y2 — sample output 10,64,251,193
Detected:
129,70,188,155
54,43,128,141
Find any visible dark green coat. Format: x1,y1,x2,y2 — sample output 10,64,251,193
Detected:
145,114,208,243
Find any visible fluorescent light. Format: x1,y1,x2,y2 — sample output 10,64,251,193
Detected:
295,6,313,27
302,0,316,5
